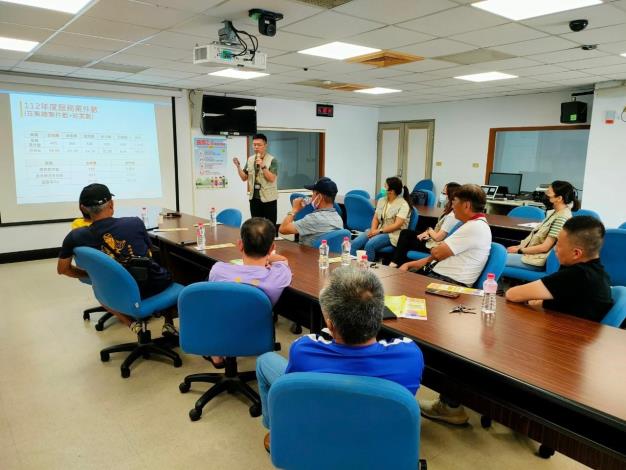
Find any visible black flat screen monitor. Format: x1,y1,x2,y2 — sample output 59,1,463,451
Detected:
488,172,522,195
200,95,257,136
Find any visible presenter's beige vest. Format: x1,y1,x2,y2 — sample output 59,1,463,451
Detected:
246,153,278,202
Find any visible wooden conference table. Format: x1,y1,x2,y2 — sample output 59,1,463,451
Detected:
149,212,626,469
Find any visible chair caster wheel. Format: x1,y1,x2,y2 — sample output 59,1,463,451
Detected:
173,357,182,368
249,403,262,417
419,459,427,470
189,408,202,421
538,445,555,459
290,323,302,334
179,382,190,393
121,367,131,379
95,322,104,332
83,312,90,320
100,351,110,362
481,416,492,428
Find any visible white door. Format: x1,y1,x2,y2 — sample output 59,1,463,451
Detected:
404,122,434,191
376,123,403,192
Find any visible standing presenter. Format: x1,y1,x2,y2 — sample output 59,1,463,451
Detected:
233,133,278,226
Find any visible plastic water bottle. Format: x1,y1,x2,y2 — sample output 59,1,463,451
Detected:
196,223,206,250
140,207,148,226
358,254,369,270
481,273,498,316
209,207,217,227
341,237,351,266
319,240,329,270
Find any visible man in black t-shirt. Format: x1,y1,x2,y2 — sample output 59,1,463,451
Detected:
506,216,613,322
57,183,176,336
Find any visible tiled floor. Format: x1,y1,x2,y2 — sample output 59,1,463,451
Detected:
0,259,588,469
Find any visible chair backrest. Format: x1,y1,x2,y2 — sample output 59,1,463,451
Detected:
545,249,560,275
344,194,375,232
290,192,306,204
508,205,545,221
475,243,507,287
573,209,601,220
73,247,141,316
311,229,351,253
269,372,420,470
600,229,626,287
412,178,434,193
374,190,385,200
216,208,242,228
619,222,626,230
408,206,419,231
293,203,315,222
178,282,274,357
345,189,370,199
333,202,343,218
602,286,626,328
448,220,462,237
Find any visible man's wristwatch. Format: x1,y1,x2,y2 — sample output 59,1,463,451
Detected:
287,211,294,216
261,165,267,170
517,248,523,254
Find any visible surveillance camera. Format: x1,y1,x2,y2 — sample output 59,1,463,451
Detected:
569,19,588,32
581,44,597,51
303,67,308,71
249,9,283,37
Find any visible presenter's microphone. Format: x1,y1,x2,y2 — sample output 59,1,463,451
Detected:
255,153,260,171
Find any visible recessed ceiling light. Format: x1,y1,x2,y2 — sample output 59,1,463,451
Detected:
298,42,380,60
1,0,93,14
455,71,518,82
0,36,39,52
621,53,626,58
209,68,269,80
471,0,602,21
354,87,402,95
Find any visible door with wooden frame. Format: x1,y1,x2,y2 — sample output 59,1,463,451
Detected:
376,121,434,193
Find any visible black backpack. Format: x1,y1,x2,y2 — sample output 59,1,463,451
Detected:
410,190,428,206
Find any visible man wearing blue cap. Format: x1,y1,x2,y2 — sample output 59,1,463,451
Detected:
278,177,343,246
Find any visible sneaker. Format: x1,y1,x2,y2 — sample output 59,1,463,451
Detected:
162,322,179,337
264,432,270,454
419,398,469,425
129,321,143,335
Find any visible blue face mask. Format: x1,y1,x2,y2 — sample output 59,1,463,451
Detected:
439,193,448,205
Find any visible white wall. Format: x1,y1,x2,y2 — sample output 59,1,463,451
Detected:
583,86,626,228
379,91,593,194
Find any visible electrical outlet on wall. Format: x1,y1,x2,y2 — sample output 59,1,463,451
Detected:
472,163,479,168
435,161,442,166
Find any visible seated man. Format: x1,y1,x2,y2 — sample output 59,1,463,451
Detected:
57,183,175,336
208,217,293,368
278,177,344,246
400,184,492,288
506,216,613,321
256,267,424,452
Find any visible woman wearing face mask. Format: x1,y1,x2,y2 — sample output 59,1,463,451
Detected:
506,180,579,270
389,182,461,268
350,177,412,261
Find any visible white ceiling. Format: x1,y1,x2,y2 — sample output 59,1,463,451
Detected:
1,0,626,107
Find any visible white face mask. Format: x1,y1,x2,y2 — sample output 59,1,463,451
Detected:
439,193,448,205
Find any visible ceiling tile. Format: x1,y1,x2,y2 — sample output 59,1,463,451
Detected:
48,32,131,52
141,0,222,13
65,17,159,42
282,11,384,40
533,70,596,81
122,43,189,60
490,37,579,56
504,64,570,77
141,31,211,50
584,63,626,76
14,62,79,74
269,52,330,67
201,0,324,27
334,0,457,25
139,67,198,79
0,3,71,29
522,4,626,35
103,52,177,68
450,23,547,47
561,24,626,45
529,48,608,64
254,31,327,52
311,61,374,73
86,0,195,29
0,23,55,42
558,55,626,71
391,59,457,73
597,40,626,54
34,44,109,62
346,26,433,50
396,38,477,58
169,14,228,37
398,6,508,37
120,74,176,84
0,57,21,68
68,69,135,80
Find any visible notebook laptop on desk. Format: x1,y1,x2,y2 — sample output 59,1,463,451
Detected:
481,185,498,200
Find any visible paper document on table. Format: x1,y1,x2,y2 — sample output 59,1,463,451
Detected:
517,222,540,228
151,228,188,232
384,295,427,320
426,282,484,296
328,256,343,264
204,243,236,250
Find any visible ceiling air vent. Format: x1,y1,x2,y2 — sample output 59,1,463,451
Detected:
348,51,424,68
291,0,353,8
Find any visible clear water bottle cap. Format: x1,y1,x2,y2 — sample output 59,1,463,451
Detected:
487,273,495,279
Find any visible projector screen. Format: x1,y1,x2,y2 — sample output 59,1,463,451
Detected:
0,84,177,223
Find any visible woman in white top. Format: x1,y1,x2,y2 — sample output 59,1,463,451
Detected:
350,176,411,261
390,182,461,268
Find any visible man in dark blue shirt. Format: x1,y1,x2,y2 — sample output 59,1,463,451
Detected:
255,266,424,452
57,183,175,336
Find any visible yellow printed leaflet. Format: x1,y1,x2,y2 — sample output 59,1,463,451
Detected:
426,282,483,296
384,295,427,320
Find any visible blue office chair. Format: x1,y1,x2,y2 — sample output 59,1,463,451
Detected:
619,222,626,230
375,191,385,200
344,194,375,232
502,249,560,283
293,203,314,222
406,220,462,261
79,276,113,331
508,206,545,221
413,189,436,207
178,282,275,421
345,189,370,199
573,209,601,220
74,247,183,378
475,243,507,287
600,229,626,287
216,208,242,228
333,202,343,218
269,372,425,470
290,192,306,204
377,207,419,257
412,178,434,193
311,229,351,253
602,286,626,328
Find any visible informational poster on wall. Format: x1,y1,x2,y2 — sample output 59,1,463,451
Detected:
193,136,228,189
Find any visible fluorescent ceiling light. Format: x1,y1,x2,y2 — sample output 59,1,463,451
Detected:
471,0,602,21
209,68,269,80
354,87,402,95
621,53,626,58
0,0,93,14
298,42,380,60
0,36,39,52
455,71,518,82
